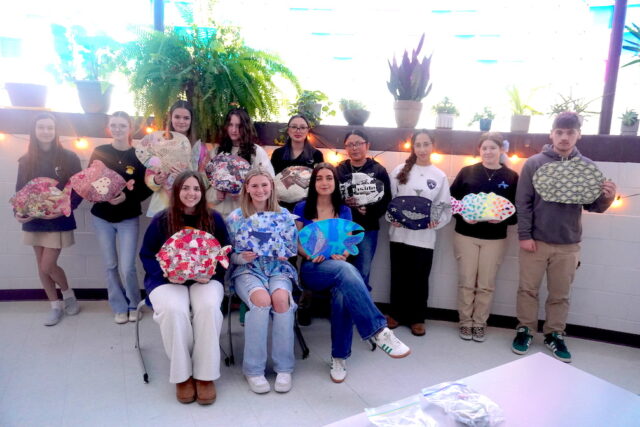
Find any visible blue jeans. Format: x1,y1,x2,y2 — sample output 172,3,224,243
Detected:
350,230,379,291
92,215,141,314
300,260,386,359
234,274,296,376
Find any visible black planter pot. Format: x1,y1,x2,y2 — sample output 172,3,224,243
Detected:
75,80,113,114
343,109,370,126
479,118,492,131
5,83,47,108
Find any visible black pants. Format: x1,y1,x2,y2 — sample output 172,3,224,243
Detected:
389,242,434,325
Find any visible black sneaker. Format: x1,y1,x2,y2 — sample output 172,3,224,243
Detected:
544,332,572,363
511,326,533,355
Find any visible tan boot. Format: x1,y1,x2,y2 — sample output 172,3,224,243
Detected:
195,380,216,405
176,377,196,404
410,323,426,336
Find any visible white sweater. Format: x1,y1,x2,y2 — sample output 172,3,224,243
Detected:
388,163,452,249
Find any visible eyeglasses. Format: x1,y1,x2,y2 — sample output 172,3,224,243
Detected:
288,125,309,131
345,141,367,149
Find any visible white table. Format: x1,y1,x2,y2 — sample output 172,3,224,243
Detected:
327,352,640,426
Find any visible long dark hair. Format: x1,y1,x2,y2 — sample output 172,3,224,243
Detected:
23,113,66,180
110,110,133,145
281,115,316,162
303,163,343,220
167,171,213,236
167,100,196,143
217,108,257,162
396,129,434,185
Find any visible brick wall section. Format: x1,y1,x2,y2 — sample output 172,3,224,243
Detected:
1,135,639,334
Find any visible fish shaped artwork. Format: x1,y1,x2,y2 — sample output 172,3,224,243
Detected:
385,196,434,230
231,211,298,258
450,192,515,222
156,229,232,283
69,160,134,202
10,177,72,218
133,131,191,191
339,172,384,206
275,166,312,203
532,157,605,204
205,154,251,194
298,219,364,259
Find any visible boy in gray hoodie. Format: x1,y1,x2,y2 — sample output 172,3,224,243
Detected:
511,112,616,362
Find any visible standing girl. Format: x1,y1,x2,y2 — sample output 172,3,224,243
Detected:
226,169,298,394
145,100,209,217
387,130,452,336
208,108,274,216
14,113,82,326
139,171,229,405
294,163,410,383
450,132,518,342
89,111,152,324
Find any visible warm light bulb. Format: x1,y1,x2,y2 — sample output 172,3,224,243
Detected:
464,156,480,166
327,151,342,166
509,154,521,163
145,127,154,134
403,141,411,150
611,196,622,208
74,138,89,150
430,153,443,163
0,133,6,141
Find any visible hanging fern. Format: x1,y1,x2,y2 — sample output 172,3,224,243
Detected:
120,25,300,142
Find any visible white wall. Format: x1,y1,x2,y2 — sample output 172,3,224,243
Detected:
2,136,639,335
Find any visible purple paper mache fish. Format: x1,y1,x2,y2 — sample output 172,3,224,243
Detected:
298,218,364,259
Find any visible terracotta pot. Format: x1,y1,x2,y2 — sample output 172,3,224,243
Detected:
394,100,423,128
343,109,370,126
75,80,113,114
510,115,531,133
435,113,455,129
5,83,47,108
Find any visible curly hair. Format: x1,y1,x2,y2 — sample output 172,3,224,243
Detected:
217,108,257,163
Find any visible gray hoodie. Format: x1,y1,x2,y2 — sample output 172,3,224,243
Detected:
516,144,613,244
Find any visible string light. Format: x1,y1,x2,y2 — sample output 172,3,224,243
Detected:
74,138,89,150
509,154,521,163
430,153,444,163
611,196,622,208
145,127,155,134
464,156,480,166
326,151,343,166
0,133,6,141
402,141,411,150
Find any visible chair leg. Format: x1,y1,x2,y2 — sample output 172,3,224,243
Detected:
225,294,235,366
134,300,149,383
294,318,310,359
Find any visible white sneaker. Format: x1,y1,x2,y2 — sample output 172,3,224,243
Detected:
330,357,347,383
274,372,292,393
246,375,270,394
63,297,80,316
44,308,63,326
129,310,142,322
373,327,411,358
114,313,129,324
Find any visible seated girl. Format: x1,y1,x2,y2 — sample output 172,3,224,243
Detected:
226,169,298,394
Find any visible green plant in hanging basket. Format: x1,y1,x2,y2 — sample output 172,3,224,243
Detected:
120,24,300,142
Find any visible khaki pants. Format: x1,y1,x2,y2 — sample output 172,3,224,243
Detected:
454,233,507,328
517,241,580,334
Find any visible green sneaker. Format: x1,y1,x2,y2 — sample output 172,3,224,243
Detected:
511,326,533,355
544,332,572,363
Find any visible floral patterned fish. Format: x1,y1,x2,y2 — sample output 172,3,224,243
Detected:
69,160,134,203
10,177,72,218
133,131,191,190
298,219,364,259
230,211,298,258
205,154,251,194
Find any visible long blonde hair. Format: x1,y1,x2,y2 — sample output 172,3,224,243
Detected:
239,168,281,217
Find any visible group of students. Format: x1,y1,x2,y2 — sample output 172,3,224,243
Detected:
14,106,616,405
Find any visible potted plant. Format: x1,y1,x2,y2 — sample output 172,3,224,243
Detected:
549,92,599,124
4,82,48,108
387,33,432,128
469,107,496,131
289,90,335,128
620,109,639,136
121,25,299,142
432,97,459,129
339,99,370,126
507,86,541,133
48,24,120,114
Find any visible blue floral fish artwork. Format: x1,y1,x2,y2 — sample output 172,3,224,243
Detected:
298,219,365,259
232,211,298,258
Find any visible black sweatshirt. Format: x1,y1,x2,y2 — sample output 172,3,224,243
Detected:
449,163,519,240
270,144,324,175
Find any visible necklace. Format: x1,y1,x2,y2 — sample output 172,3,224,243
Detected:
113,146,130,165
350,161,365,174
483,165,500,181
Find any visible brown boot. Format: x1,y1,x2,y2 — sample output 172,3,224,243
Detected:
385,315,399,330
195,379,216,405
176,377,196,404
410,323,426,336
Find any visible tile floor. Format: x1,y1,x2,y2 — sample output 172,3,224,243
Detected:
1,301,638,427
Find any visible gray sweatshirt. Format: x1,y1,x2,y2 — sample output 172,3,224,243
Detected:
516,144,613,244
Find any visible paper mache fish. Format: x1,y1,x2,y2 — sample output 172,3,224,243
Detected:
69,160,134,203
339,172,385,206
385,196,441,230
298,219,364,259
133,131,191,191
156,229,232,283
532,157,605,204
205,154,251,194
232,211,298,258
10,177,72,218
275,166,312,203
450,192,515,222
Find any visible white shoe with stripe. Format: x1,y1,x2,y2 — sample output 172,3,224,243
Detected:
373,327,411,358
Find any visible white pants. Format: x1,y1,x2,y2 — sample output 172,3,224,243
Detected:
149,281,224,383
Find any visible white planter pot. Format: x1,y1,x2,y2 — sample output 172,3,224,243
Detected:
394,100,423,128
510,115,531,133
435,113,455,129
621,122,639,136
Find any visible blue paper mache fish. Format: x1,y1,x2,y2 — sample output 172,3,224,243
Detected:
232,211,298,258
298,219,364,259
